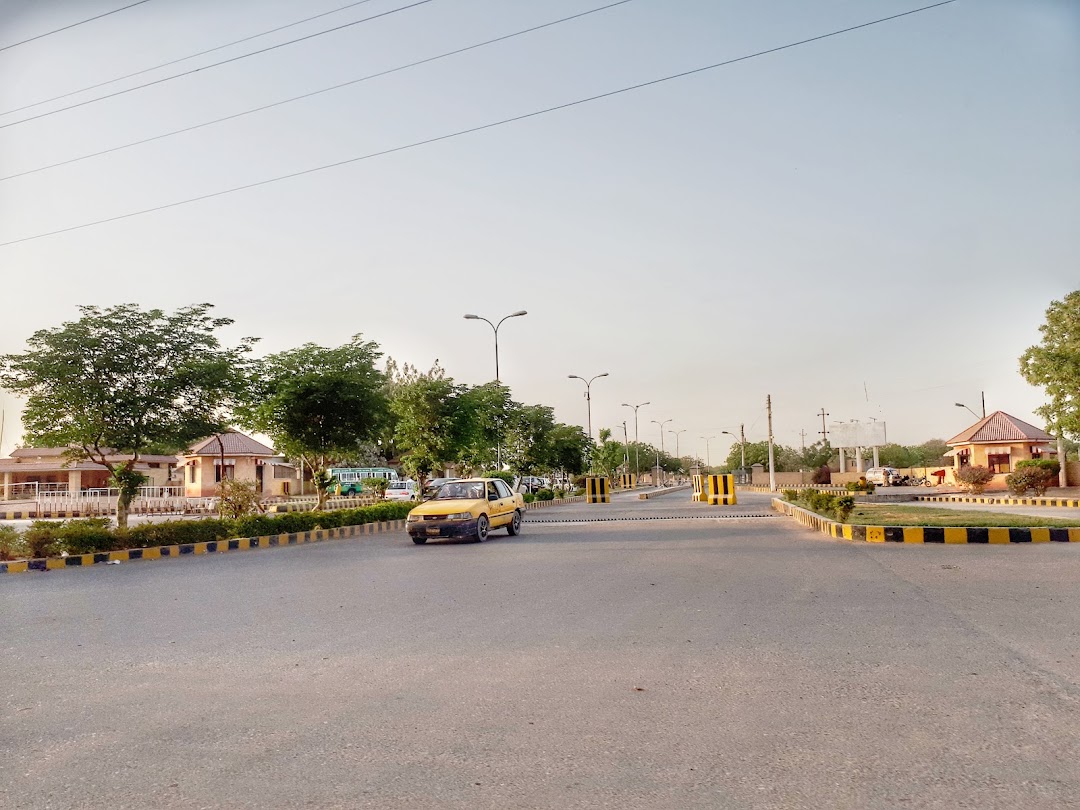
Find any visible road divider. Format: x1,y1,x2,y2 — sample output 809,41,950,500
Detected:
916,495,1080,508
772,498,1080,544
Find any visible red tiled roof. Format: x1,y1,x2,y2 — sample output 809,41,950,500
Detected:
187,431,275,457
6,447,179,464
0,459,164,472
947,411,1053,445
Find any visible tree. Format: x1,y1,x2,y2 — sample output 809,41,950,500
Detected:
389,365,462,493
1020,290,1080,439
592,428,626,480
238,336,386,510
453,382,516,473
548,424,590,477
504,405,557,476
0,304,254,528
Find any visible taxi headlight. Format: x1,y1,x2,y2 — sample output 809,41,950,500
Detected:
406,513,420,523
446,512,472,520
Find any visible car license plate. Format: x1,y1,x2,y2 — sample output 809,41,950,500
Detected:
426,528,440,536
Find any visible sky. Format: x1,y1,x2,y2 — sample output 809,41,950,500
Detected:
0,0,1077,464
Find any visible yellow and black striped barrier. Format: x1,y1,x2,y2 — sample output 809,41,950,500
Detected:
707,474,737,506
691,475,707,503
585,477,611,504
917,495,1080,508
772,498,1080,543
619,474,637,490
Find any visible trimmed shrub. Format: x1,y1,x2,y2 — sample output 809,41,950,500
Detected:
23,521,64,559
956,465,995,494
812,465,832,485
480,471,515,486
553,488,566,499
1016,458,1060,476
1006,466,1056,496
573,487,586,497
0,525,27,561
522,493,536,504
833,496,856,523
125,519,233,548
536,489,555,501
55,518,118,554
782,489,799,502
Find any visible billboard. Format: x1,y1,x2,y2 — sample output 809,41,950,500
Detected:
828,421,886,448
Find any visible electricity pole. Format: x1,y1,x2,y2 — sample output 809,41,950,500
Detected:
817,408,829,442
767,394,776,492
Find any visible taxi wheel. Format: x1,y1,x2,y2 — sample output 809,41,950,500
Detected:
412,536,427,545
507,510,522,536
476,514,490,542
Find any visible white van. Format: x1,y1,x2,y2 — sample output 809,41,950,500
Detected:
865,467,901,487
384,480,419,502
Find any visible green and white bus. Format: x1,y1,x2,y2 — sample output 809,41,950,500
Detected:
329,467,399,496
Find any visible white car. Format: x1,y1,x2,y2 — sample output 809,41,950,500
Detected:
384,480,419,502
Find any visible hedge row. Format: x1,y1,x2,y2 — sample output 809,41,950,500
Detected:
0,501,416,560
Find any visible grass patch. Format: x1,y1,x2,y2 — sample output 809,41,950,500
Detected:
849,504,1080,528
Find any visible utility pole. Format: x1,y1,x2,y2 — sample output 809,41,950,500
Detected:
621,421,630,475
767,394,776,492
981,391,986,418
740,423,746,470
817,408,829,442
799,429,807,454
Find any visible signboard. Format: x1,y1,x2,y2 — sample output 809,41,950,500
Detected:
828,421,886,448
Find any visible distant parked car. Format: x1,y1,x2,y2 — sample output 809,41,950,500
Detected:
865,467,902,486
518,476,546,494
384,480,419,502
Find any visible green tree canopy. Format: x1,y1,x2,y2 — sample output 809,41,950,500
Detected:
238,336,386,509
1020,290,1080,439
389,363,462,490
453,382,516,473
0,303,254,527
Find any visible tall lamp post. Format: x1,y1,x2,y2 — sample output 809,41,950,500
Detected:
701,436,715,470
669,429,686,472
955,401,982,420
651,418,672,486
568,372,609,440
621,401,649,474
463,310,527,381
464,309,526,467
722,428,746,472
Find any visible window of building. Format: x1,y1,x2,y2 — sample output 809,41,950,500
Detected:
987,454,1010,474
188,465,196,484
214,461,235,482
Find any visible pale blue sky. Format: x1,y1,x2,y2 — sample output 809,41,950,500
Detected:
0,0,1077,461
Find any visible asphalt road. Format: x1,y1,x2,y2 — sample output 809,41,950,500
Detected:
3,491,1080,809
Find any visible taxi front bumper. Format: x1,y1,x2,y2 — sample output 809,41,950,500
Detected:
408,518,480,539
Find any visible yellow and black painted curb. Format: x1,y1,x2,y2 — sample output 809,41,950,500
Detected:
268,496,377,513
524,495,586,509
0,519,409,575
771,498,1080,544
916,495,1080,509
638,485,693,500
741,484,849,494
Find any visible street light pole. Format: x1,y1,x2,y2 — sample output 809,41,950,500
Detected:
463,310,527,382
464,310,526,468
621,401,649,475
669,429,686,468
701,436,715,469
955,402,981,420
568,372,609,440
651,419,672,454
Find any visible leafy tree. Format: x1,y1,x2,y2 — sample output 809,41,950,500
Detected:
548,423,591,477
1020,290,1080,439
505,405,561,476
453,382,516,473
592,428,626,480
0,304,254,528
390,367,462,493
238,336,386,510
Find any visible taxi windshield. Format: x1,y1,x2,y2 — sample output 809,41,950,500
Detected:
432,481,485,501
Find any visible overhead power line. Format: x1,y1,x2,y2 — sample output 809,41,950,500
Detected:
0,0,637,183
0,0,382,118
0,0,438,131
0,0,153,54
0,0,960,249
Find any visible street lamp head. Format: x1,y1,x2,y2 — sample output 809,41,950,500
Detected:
598,372,609,378
511,310,528,317
463,314,479,320
722,430,734,437
568,375,581,380
954,403,965,408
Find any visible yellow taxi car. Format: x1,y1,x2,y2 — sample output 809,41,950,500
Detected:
406,478,525,544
